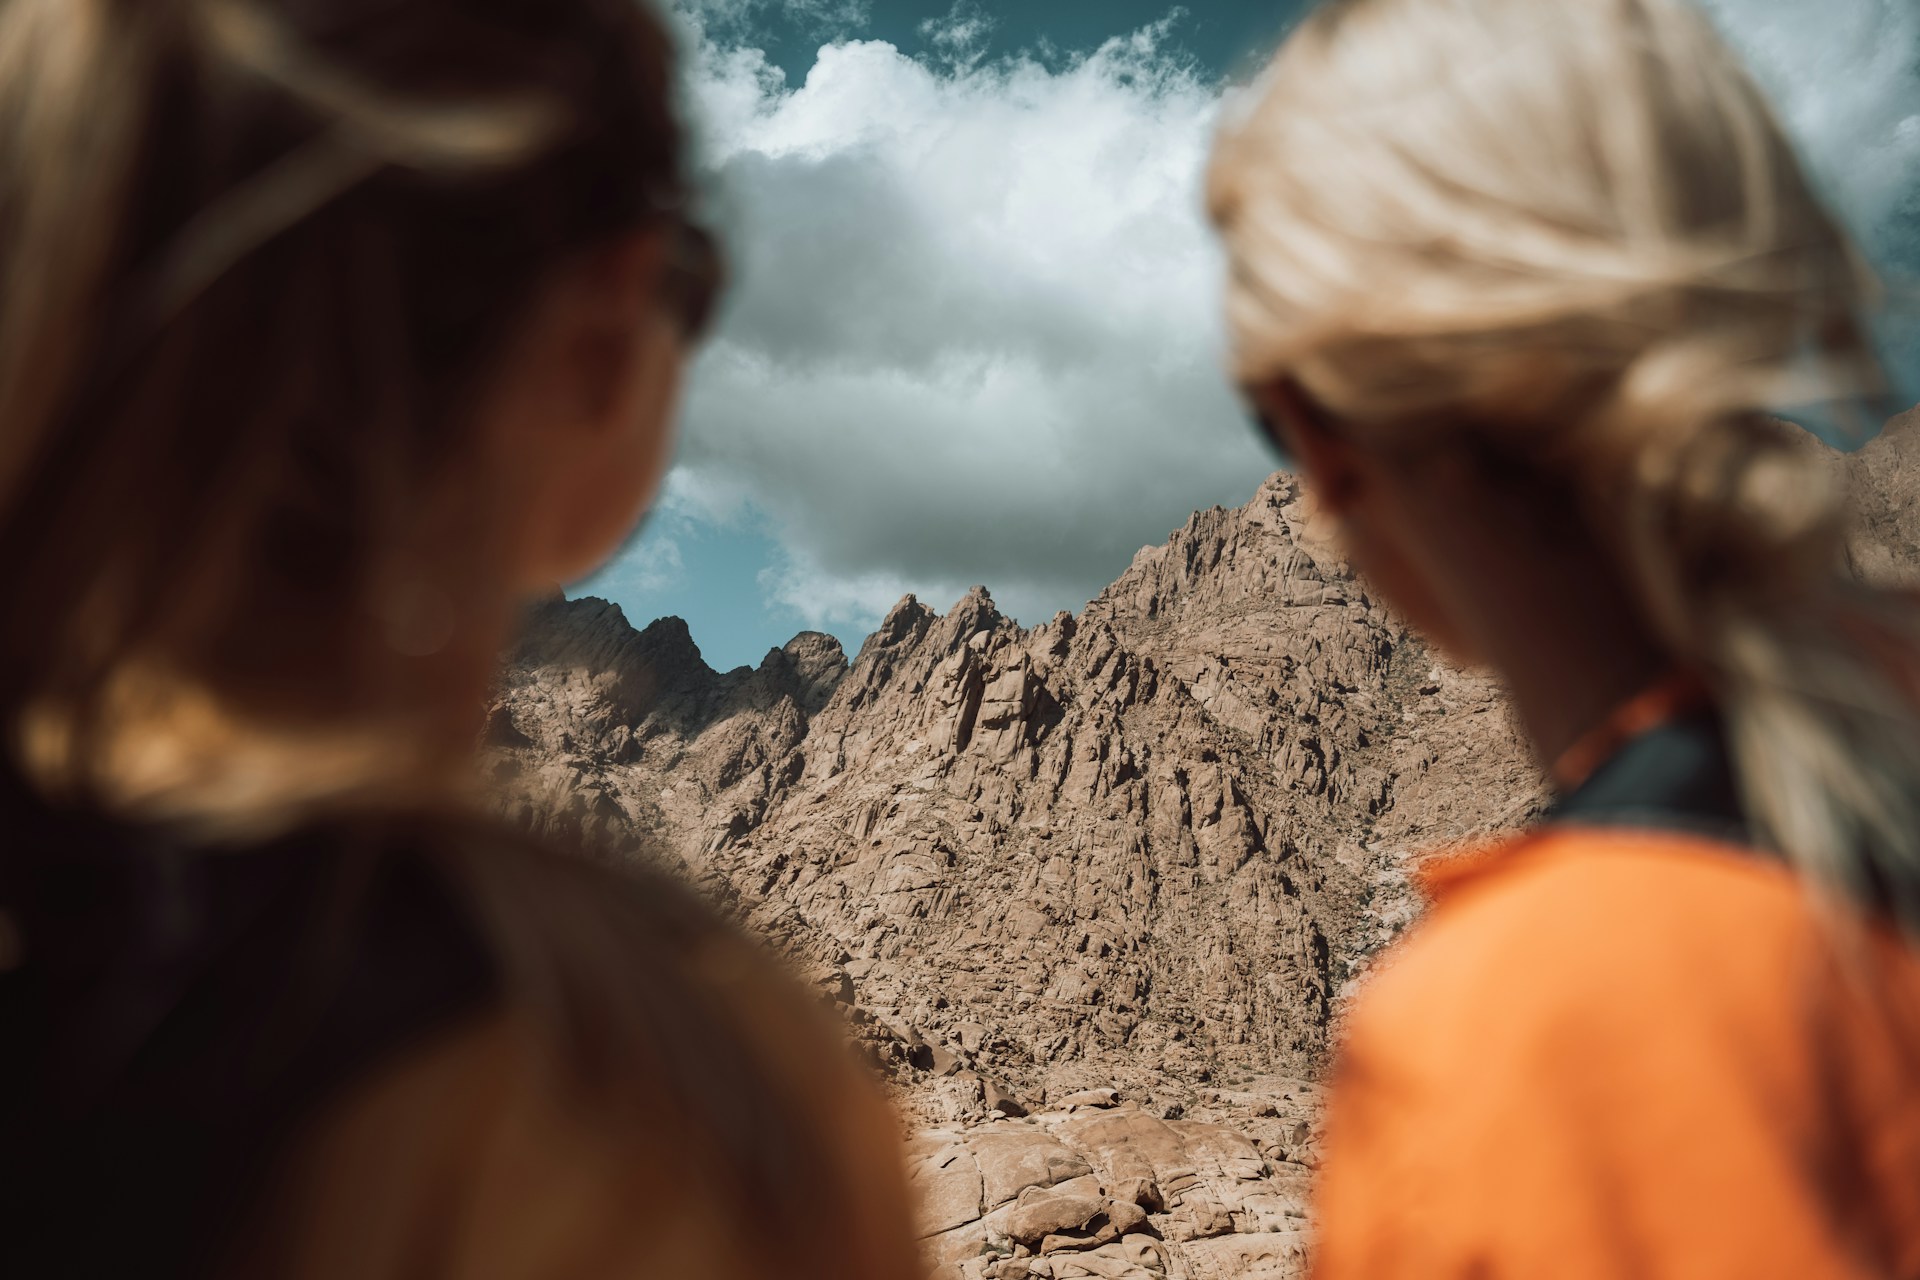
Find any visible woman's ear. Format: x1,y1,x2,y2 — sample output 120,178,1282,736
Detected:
487,227,689,595
1261,377,1366,514
554,230,674,429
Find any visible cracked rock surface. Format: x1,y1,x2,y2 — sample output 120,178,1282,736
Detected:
492,475,1541,1103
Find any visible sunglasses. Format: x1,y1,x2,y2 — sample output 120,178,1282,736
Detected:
657,215,725,343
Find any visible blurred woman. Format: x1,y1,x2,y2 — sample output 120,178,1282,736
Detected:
0,1,918,1276
1209,0,1920,1274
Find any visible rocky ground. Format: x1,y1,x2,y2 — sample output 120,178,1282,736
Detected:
907,1079,1327,1280
487,407,1916,1279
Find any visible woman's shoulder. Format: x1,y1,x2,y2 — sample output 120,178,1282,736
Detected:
241,810,921,1280
246,802,735,1015
139,806,922,1280
1419,824,1811,944
1350,828,1829,1068
248,804,846,1110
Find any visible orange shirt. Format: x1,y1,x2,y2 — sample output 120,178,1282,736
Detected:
1313,828,1920,1278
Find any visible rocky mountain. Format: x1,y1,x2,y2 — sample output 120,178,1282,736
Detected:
487,474,1545,1280
487,410,1916,1280
492,474,1539,1099
1843,403,1920,584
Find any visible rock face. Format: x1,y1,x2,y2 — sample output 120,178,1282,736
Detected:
1844,404,1920,586
489,410,1917,1280
493,474,1543,1112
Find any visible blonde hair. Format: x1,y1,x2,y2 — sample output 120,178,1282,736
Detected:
0,0,684,826
1209,0,1920,926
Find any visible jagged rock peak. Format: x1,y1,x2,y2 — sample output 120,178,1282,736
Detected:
507,596,696,726
931,585,1014,651
630,613,718,681
1256,469,1302,501
777,630,848,668
1082,470,1344,632
636,612,697,651
516,594,632,659
513,596,631,673
853,595,938,668
762,631,850,716
878,594,935,638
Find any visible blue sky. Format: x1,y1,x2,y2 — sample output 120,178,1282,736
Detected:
574,0,1920,673
722,0,1310,85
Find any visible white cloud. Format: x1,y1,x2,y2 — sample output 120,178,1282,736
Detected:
918,1,996,72
665,10,1270,632
756,553,934,633
588,470,740,598
1699,0,1920,302
599,521,686,595
1700,0,1920,397
680,0,872,41
636,0,1919,642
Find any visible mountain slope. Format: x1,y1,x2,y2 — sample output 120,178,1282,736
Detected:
492,408,1917,1117
493,474,1540,1112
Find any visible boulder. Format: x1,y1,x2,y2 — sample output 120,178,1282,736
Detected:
910,1143,983,1237
1003,1192,1108,1246
983,1079,1029,1118
971,1131,1093,1209
1055,1088,1120,1110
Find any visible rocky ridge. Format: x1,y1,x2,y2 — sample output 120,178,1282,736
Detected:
488,411,1916,1280
493,475,1540,1102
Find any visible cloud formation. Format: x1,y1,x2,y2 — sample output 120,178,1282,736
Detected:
685,0,872,41
1701,0,1919,261
630,0,1920,644
1701,0,1920,393
668,9,1267,631
919,1,996,71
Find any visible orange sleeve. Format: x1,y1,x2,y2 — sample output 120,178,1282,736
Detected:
1312,836,1877,1280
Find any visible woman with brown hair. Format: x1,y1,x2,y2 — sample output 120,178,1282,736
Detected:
0,1,920,1276
1210,0,1920,1275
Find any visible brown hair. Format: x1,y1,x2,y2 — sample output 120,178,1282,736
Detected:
0,0,688,817
0,9,922,1279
